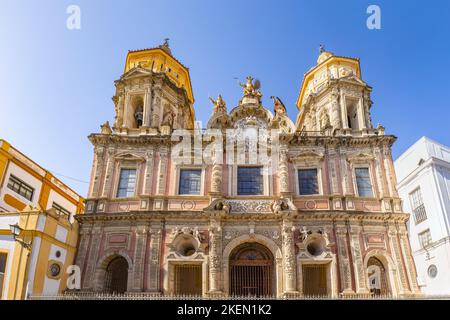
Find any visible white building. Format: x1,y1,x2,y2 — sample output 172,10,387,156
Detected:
395,136,450,295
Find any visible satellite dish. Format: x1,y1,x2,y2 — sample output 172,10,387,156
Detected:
254,79,261,90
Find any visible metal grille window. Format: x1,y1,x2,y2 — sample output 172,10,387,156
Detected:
52,202,71,217
418,229,432,248
410,188,427,224
237,167,263,195
178,169,201,195
355,168,374,197
116,169,137,198
298,169,319,195
0,253,6,298
7,175,34,201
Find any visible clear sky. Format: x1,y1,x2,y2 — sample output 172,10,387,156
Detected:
0,0,449,196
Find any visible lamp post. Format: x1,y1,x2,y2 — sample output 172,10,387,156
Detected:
9,223,33,299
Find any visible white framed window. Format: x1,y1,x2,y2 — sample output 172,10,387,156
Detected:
354,167,374,198
116,168,137,198
174,166,205,196
7,175,34,201
296,167,322,196
409,187,427,224
418,229,432,248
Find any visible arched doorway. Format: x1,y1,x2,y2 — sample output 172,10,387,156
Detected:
229,243,274,297
367,256,389,296
104,256,128,294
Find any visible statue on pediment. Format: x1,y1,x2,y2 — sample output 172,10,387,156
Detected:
209,94,227,114
239,76,262,99
271,96,287,117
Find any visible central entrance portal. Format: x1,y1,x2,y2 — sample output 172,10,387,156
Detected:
229,243,274,297
302,264,328,296
174,264,202,296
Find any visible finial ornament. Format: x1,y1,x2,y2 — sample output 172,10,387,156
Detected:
163,38,170,47
319,44,325,53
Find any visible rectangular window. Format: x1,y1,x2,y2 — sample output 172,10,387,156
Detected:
298,169,319,195
7,175,34,201
0,253,7,298
409,188,427,224
237,167,263,195
178,169,202,195
355,168,373,197
52,202,71,217
418,229,432,248
116,169,137,198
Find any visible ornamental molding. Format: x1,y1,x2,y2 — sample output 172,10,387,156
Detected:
290,151,324,163
114,152,146,162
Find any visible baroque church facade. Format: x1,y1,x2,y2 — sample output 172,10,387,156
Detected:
74,41,420,297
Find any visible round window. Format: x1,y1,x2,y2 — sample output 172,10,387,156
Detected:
427,264,438,278
306,240,325,256
50,263,61,277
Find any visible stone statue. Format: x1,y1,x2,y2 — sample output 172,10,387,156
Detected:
209,95,227,114
100,121,112,134
161,110,175,128
271,96,287,117
239,76,262,98
320,110,331,130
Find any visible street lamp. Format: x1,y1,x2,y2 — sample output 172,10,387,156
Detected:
9,223,32,250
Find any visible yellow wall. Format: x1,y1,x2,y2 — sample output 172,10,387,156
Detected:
0,139,84,299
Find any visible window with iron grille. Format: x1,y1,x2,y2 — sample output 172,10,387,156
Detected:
409,188,427,224
52,202,71,217
116,169,137,198
237,167,263,195
178,169,201,195
418,229,432,248
7,175,34,201
298,169,319,195
355,168,374,197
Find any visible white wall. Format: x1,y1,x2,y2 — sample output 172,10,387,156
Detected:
0,162,43,212
395,136,450,295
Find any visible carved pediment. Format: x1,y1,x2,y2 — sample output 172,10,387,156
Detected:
120,67,152,81
290,151,324,163
114,152,146,162
347,152,375,163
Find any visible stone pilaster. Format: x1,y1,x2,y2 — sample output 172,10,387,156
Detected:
83,227,102,290
330,87,341,129
210,163,223,195
335,226,354,294
143,87,152,127
208,219,223,294
279,150,290,194
132,226,148,291
156,148,168,195
282,220,298,295
91,147,105,198
349,226,369,293
387,225,409,294
147,225,163,292
143,150,155,195
398,226,420,293
101,149,116,198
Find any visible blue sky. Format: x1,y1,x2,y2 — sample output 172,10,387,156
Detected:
0,0,449,196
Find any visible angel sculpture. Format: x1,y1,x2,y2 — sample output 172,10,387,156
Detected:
209,94,226,113
270,96,287,117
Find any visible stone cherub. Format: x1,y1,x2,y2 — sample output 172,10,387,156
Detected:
209,94,227,114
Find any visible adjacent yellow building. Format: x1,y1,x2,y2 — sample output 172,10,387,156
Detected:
0,139,84,299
